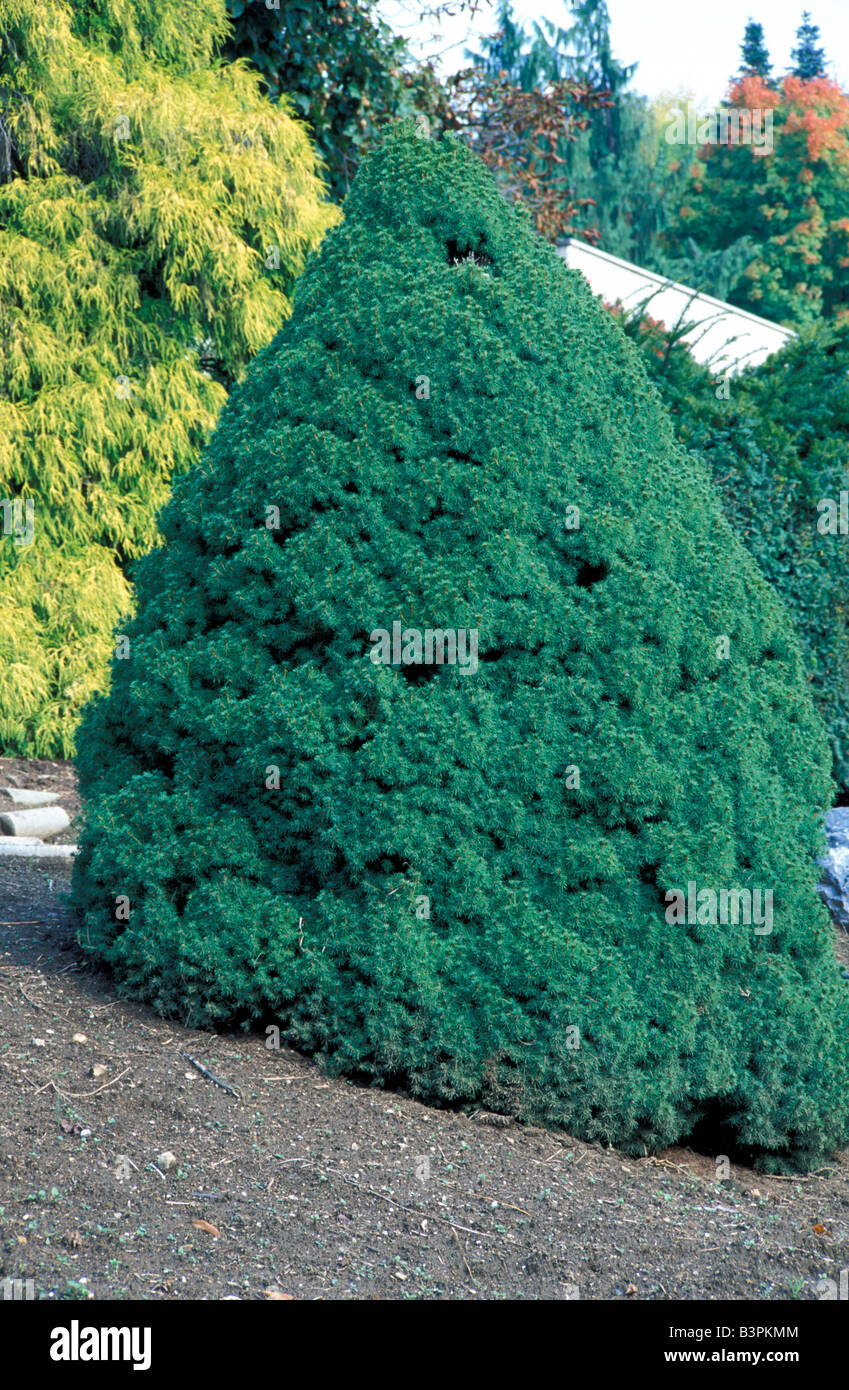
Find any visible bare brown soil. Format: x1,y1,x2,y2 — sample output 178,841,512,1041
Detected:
1,759,848,1301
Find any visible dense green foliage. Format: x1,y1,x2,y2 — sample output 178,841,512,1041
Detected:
71,126,849,1169
0,0,336,756
223,0,446,199
622,313,849,793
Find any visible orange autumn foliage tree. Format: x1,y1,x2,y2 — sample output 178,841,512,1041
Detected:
668,74,849,326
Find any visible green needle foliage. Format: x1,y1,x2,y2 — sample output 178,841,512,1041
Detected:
223,0,447,201
72,125,849,1170
621,312,849,796
0,0,337,756
792,11,827,82
739,20,772,80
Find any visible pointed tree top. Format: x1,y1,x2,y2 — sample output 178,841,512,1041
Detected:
792,10,827,80
739,19,772,79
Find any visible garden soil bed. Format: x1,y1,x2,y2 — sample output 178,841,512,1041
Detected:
1,759,848,1301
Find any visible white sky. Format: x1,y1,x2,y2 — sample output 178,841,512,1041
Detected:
378,0,849,107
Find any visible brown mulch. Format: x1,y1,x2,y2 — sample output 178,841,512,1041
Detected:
1,760,848,1301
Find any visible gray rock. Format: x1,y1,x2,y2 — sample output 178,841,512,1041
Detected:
0,787,60,807
0,806,70,839
0,838,78,859
818,809,849,931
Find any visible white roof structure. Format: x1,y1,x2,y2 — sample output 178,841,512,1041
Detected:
557,239,796,376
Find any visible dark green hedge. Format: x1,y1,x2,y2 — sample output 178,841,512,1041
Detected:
623,315,849,794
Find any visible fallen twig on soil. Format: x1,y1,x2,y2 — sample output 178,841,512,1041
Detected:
476,1193,531,1215
18,983,46,1010
764,1172,820,1182
51,1065,131,1099
645,1156,694,1175
182,1052,241,1098
452,1227,475,1282
301,1161,515,1243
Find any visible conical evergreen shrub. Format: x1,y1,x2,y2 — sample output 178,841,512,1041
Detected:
0,0,336,755
71,124,849,1170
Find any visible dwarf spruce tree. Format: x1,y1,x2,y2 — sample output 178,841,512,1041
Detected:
72,125,849,1170
0,0,336,756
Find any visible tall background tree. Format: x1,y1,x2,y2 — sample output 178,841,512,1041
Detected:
0,0,336,756
739,19,772,79
458,0,689,262
792,10,827,80
444,1,607,242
